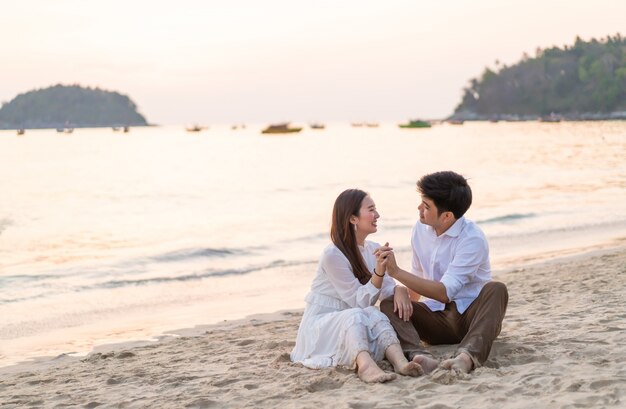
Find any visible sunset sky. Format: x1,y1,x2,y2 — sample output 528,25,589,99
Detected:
3,0,624,124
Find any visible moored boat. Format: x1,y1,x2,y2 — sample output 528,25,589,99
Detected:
539,113,562,123
185,125,207,132
399,119,431,128
261,123,302,134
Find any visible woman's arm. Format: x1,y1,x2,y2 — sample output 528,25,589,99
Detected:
321,249,383,308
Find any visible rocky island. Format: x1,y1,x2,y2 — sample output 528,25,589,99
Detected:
0,84,149,129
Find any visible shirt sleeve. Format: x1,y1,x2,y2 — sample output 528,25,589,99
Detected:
410,224,424,276
321,248,381,308
439,235,487,301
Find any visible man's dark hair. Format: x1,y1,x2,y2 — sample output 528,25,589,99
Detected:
417,171,472,219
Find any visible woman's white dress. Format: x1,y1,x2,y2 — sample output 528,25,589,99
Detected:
290,240,399,369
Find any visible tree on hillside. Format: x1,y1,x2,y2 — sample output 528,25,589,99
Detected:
453,34,626,118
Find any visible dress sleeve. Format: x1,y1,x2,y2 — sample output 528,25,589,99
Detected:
380,275,397,300
440,235,488,300
321,248,382,308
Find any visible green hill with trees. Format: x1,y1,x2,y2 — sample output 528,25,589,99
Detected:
0,84,149,129
452,34,626,120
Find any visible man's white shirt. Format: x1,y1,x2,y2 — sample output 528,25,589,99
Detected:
410,216,491,313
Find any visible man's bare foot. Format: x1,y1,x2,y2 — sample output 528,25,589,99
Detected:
357,360,397,383
411,354,439,374
395,361,423,377
441,352,473,373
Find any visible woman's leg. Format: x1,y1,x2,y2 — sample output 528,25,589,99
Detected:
355,350,397,383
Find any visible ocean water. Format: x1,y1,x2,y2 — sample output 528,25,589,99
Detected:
1,121,625,367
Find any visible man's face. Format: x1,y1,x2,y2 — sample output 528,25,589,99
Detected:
417,195,443,227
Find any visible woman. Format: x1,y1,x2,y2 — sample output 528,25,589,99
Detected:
291,189,421,383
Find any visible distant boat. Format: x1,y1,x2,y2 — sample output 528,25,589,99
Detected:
399,119,431,128
261,123,302,134
365,122,379,128
448,119,464,125
123,126,130,133
17,128,25,135
310,122,325,130
351,122,365,127
186,125,207,132
112,127,121,132
59,121,74,133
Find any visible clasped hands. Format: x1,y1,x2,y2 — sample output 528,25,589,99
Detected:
373,242,398,277
374,242,413,321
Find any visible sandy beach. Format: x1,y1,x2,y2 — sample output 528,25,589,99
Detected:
1,246,625,408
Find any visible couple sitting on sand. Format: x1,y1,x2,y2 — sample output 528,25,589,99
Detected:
290,171,509,383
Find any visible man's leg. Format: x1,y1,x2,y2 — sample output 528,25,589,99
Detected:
450,281,509,369
380,297,459,360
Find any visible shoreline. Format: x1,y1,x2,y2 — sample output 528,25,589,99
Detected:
0,236,626,373
1,241,624,375
1,245,625,407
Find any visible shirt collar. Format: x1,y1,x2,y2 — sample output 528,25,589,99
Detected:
442,216,465,238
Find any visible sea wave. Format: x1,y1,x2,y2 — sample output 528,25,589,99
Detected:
150,247,244,262
476,213,536,224
84,258,318,289
486,218,626,240
0,218,13,236
0,258,318,304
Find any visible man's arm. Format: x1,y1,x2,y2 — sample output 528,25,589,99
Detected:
408,289,421,302
382,251,449,303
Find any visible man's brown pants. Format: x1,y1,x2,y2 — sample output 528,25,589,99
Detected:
380,281,508,367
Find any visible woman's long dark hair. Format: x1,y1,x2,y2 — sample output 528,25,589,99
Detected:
330,189,371,285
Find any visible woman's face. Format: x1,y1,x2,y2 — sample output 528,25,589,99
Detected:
352,195,379,235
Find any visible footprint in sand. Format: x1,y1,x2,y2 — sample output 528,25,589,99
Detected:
430,368,470,385
305,377,344,392
270,352,292,367
186,398,219,408
212,378,239,387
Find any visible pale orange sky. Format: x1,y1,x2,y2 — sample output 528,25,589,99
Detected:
2,0,624,124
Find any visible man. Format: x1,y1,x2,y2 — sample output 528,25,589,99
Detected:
377,171,508,373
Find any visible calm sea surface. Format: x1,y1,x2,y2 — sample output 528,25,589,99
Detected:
1,121,625,367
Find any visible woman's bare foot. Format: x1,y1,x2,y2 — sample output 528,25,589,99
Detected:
357,360,397,383
412,354,439,374
395,361,423,377
441,352,473,373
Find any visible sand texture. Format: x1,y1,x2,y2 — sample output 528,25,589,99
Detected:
1,248,625,408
